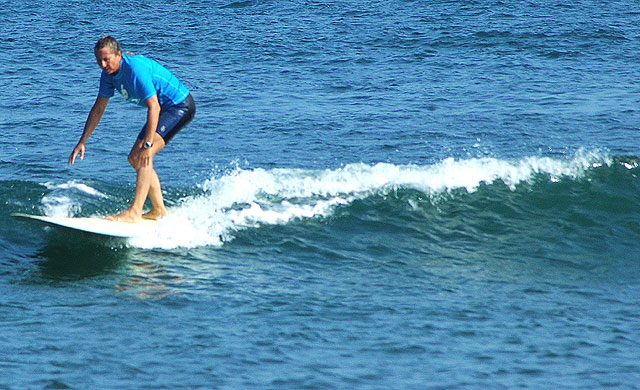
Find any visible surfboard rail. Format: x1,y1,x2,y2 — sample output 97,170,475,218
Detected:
11,213,158,238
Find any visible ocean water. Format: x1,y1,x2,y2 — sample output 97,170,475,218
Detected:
1,0,640,388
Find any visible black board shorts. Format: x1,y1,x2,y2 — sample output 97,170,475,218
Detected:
138,94,196,144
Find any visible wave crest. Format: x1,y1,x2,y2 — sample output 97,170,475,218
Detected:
132,150,617,249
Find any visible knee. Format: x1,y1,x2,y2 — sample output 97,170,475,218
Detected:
128,153,138,169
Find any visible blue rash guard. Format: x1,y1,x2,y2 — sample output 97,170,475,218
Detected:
98,53,190,110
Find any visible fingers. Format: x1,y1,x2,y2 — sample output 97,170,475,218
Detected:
69,144,85,165
139,151,151,168
128,148,152,170
139,146,153,168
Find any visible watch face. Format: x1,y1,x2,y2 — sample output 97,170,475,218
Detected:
144,141,153,149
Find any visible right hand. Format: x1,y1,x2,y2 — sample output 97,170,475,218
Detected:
68,143,85,165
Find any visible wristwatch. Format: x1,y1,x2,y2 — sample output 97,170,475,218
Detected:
143,141,153,149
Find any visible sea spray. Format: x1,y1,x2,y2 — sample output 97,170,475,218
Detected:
130,151,612,249
41,181,109,218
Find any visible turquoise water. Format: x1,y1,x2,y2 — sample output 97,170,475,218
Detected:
1,1,640,388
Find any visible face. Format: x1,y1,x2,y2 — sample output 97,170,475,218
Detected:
95,47,122,75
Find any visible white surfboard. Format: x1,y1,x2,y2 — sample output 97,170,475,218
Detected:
12,213,158,238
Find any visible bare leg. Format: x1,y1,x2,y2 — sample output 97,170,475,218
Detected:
142,169,168,220
107,135,166,222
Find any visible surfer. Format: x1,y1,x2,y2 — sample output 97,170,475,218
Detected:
68,36,195,222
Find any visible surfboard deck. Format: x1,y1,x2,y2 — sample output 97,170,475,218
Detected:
11,213,158,238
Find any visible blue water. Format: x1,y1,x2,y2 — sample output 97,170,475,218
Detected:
2,1,640,388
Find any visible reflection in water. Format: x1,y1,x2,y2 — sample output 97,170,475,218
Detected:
115,259,184,300
32,230,188,300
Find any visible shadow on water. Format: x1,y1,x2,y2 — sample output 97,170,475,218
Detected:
34,229,130,281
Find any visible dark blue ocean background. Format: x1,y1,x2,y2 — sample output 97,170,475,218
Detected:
1,0,640,388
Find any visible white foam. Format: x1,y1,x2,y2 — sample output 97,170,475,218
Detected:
129,150,609,249
43,180,109,198
40,180,109,218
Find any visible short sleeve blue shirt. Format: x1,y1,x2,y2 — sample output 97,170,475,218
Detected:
98,53,190,110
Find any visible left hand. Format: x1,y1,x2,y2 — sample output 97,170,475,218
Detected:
137,147,152,168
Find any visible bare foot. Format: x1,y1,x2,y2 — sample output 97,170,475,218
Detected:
142,208,167,220
106,209,142,223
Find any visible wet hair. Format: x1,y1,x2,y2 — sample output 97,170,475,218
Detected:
94,36,121,54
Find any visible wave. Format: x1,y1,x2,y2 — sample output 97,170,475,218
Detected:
131,150,639,249
5,150,639,252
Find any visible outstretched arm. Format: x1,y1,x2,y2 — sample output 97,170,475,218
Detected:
69,96,109,164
